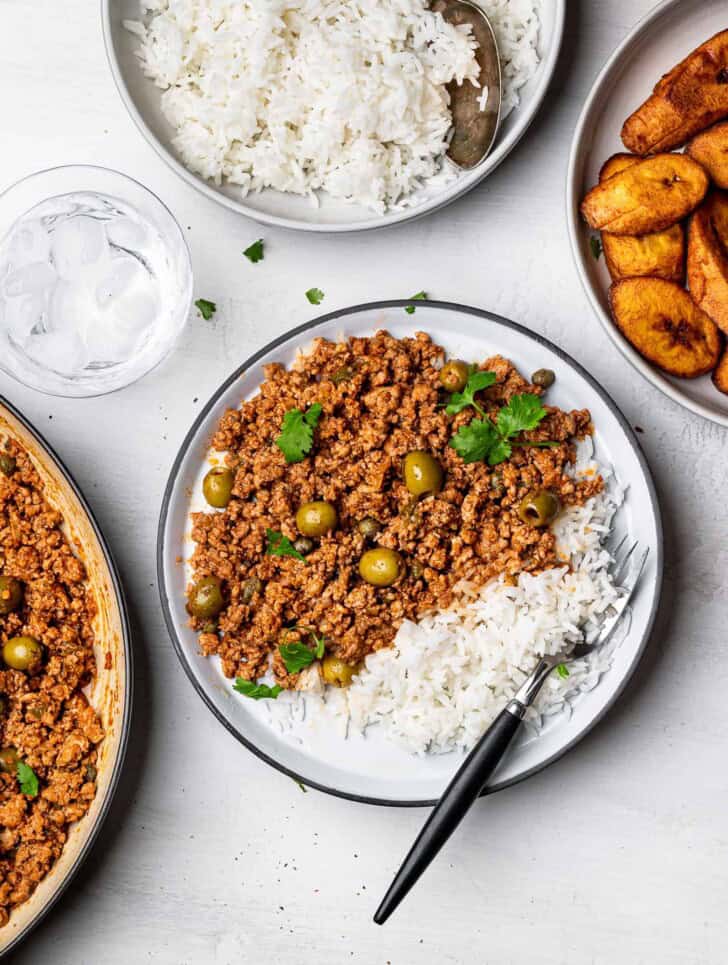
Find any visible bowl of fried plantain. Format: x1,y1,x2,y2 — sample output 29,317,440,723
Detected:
687,121,728,189
687,191,728,334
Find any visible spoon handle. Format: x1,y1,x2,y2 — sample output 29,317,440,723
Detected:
373,704,523,925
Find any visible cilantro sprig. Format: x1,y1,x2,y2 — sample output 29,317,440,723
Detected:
279,626,326,674
449,393,555,466
244,239,264,263
265,528,307,563
405,291,427,315
275,403,322,463
17,760,39,798
194,298,216,321
445,369,497,416
233,678,282,700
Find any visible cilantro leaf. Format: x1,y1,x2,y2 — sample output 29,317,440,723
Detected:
279,627,326,673
17,760,39,798
445,370,497,416
275,403,323,463
556,663,570,679
496,393,548,439
405,291,427,314
194,298,216,321
449,418,500,464
265,528,307,563
485,438,512,466
306,288,324,305
244,239,264,263
233,678,282,700
589,236,603,260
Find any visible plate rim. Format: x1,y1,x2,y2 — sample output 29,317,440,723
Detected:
101,0,566,233
156,299,664,807
565,0,728,429
0,395,134,958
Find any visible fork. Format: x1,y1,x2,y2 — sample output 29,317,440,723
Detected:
374,540,649,925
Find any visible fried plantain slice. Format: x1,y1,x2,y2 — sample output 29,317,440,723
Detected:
609,277,721,377
622,30,728,155
581,154,708,236
712,347,728,395
597,155,685,282
686,121,728,188
687,191,728,334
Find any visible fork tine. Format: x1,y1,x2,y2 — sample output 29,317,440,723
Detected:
612,539,639,587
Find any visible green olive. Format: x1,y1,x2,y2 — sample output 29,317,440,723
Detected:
359,548,402,587
0,576,23,615
439,360,469,393
0,455,16,477
531,368,555,389
357,516,382,540
322,656,360,687
518,490,561,527
403,451,444,497
3,636,43,672
202,467,235,508
0,747,19,774
241,577,262,605
295,501,338,538
187,576,224,619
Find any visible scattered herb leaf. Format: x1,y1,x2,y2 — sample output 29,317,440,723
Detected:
265,528,308,563
556,663,570,679
17,761,39,798
449,393,551,467
233,678,283,700
295,779,308,793
405,291,427,314
279,626,327,673
275,403,322,463
244,239,264,263
589,236,603,260
194,298,216,321
445,370,497,416
306,288,324,305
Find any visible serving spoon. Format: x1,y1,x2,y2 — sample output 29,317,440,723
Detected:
374,539,649,925
433,0,502,168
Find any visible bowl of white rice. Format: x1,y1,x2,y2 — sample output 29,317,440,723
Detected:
102,0,564,231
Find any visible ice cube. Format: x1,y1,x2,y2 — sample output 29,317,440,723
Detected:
48,281,93,338
9,220,52,266
3,262,57,298
0,292,45,344
96,255,148,307
106,216,147,250
50,215,108,281
25,331,89,377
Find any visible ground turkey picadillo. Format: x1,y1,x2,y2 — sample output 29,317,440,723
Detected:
188,331,602,690
0,440,103,927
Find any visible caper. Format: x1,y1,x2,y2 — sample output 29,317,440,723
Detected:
296,501,338,538
201,620,218,634
531,368,555,389
518,490,561,527
84,763,97,783
29,702,47,721
403,451,444,497
331,366,353,385
490,471,504,493
439,360,469,393
321,656,360,687
0,455,16,477
359,548,402,587
241,577,262,605
410,560,424,580
3,636,43,673
187,576,224,619
0,747,19,774
357,517,382,539
293,537,315,556
0,576,23,615
202,467,235,508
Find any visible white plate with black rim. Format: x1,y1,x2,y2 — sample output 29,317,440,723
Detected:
157,301,662,806
567,0,728,428
102,0,564,233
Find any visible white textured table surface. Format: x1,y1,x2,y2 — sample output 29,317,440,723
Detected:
3,1,728,963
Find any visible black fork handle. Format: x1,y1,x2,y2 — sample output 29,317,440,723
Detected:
373,703,523,925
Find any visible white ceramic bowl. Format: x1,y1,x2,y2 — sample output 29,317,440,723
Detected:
158,301,662,806
102,0,565,232
567,0,728,428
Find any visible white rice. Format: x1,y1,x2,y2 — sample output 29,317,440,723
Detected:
270,440,628,756
125,0,541,213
